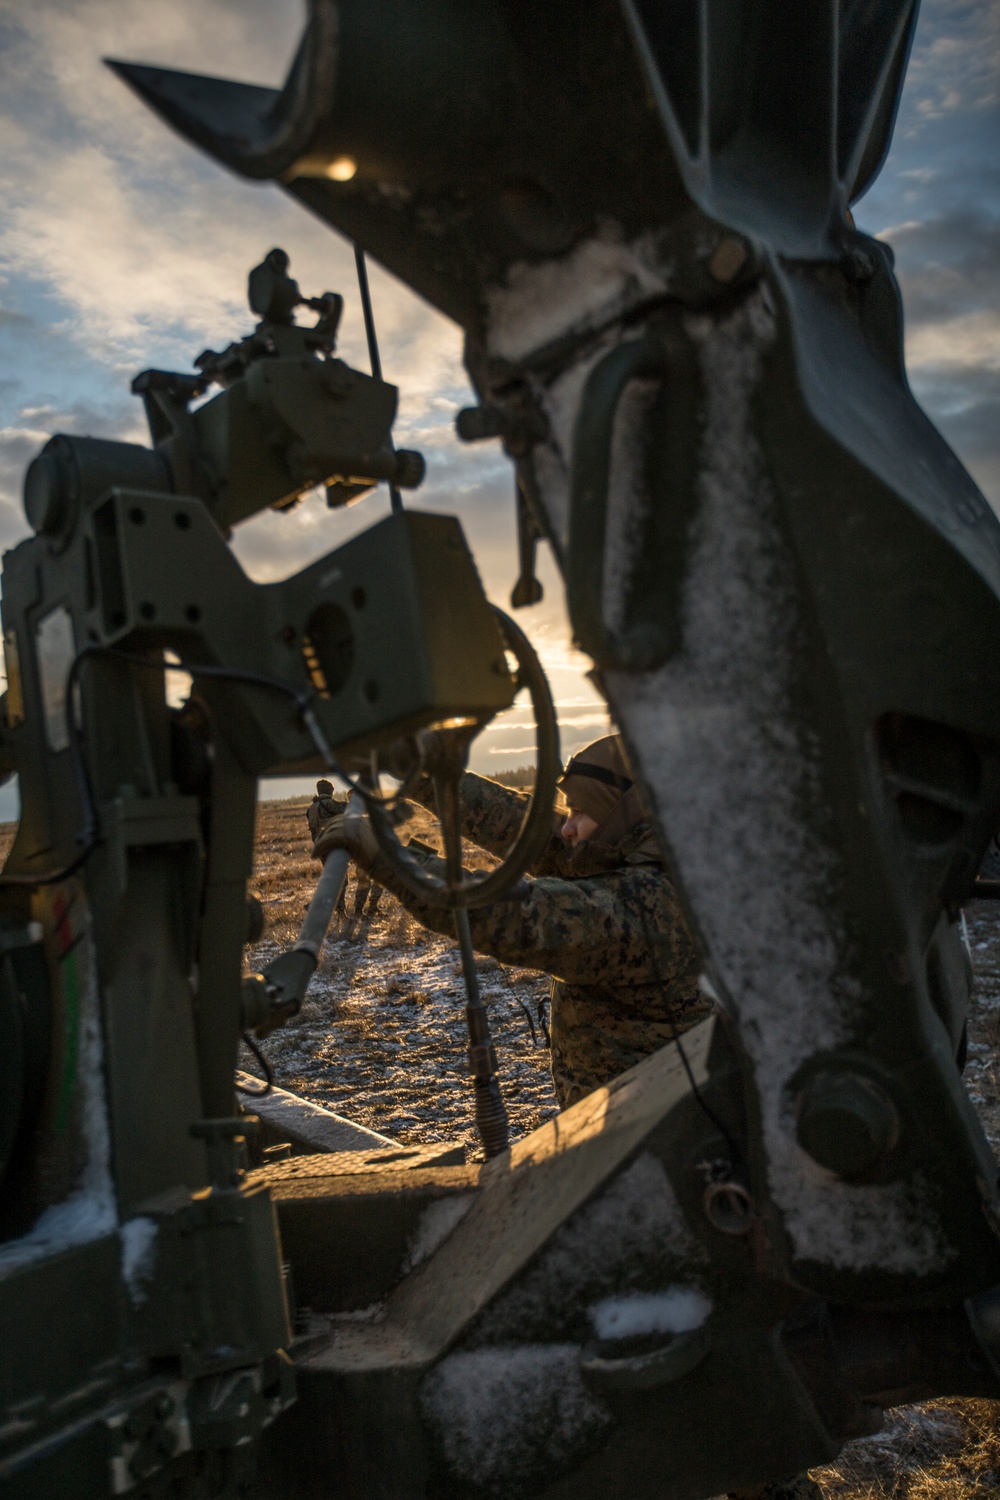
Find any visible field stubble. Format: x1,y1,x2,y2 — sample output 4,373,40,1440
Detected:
4,809,1000,1493
242,798,558,1156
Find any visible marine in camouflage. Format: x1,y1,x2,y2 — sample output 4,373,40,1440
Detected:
314,768,709,1108
307,782,382,924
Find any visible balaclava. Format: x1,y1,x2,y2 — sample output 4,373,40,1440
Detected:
558,734,650,848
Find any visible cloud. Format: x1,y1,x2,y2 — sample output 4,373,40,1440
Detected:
0,426,47,541
906,311,1000,372
883,211,1000,329
1,0,997,746
856,5,1000,509
481,710,609,736
900,0,1000,126
0,308,32,329
0,0,467,390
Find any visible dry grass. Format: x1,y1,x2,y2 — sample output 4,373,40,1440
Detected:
246,797,498,953
241,797,557,1155
812,1399,1000,1499
6,806,1000,1495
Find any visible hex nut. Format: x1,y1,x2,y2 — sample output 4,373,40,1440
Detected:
795,1070,899,1178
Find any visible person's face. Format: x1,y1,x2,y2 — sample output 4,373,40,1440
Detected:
561,807,599,846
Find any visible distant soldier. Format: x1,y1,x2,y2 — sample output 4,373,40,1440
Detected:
307,779,346,833
309,736,709,1107
306,780,382,929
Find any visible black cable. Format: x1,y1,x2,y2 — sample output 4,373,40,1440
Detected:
0,641,422,889
0,645,106,886
636,904,747,1178
492,959,547,1049
354,243,403,515
516,995,539,1047
237,1032,274,1096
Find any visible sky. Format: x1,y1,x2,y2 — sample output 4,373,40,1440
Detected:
0,0,997,819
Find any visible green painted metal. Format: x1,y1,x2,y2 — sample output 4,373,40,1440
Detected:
4,2,1000,1496
0,255,516,1496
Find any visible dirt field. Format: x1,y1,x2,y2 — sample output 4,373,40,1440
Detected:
5,805,1000,1493
242,796,558,1155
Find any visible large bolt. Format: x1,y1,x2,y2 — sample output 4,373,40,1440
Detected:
795,1071,899,1179
707,237,749,284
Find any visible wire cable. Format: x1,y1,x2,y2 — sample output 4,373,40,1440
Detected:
237,1032,274,1096
1,644,324,887
636,904,747,1178
0,641,420,888
354,244,403,514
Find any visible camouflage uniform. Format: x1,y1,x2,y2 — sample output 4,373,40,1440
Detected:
361,771,709,1108
306,785,382,923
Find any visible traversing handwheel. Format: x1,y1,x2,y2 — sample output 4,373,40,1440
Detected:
364,606,560,909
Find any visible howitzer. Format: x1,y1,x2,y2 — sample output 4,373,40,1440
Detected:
0,243,565,1493
4,2,1000,1497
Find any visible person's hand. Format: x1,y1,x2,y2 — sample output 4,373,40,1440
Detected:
311,807,378,867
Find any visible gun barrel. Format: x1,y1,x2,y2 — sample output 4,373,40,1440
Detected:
294,788,364,960
294,847,351,960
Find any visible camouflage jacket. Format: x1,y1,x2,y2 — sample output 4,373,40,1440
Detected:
364,772,709,1108
307,792,377,906
306,791,347,841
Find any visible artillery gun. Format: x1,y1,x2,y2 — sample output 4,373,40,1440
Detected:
4,2,1000,1497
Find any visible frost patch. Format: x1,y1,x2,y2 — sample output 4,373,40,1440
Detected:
421,1344,610,1493
120,1217,158,1305
604,290,953,1275
403,1193,476,1273
816,1401,968,1494
0,931,116,1275
486,228,669,364
589,1285,711,1342
471,1152,703,1345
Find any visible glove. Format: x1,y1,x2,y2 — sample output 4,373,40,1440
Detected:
311,808,378,868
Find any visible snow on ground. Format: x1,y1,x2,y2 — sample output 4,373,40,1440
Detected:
241,799,558,1159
